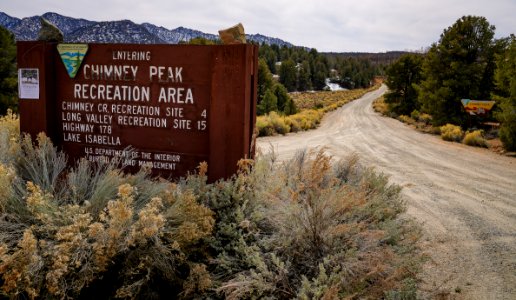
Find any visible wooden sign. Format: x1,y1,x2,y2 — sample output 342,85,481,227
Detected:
17,41,258,181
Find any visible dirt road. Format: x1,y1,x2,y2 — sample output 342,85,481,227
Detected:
257,85,516,299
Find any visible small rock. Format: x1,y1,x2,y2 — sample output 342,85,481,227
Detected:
218,23,246,45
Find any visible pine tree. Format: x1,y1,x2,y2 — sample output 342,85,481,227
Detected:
186,37,217,45
418,16,497,126
279,59,297,92
385,54,423,115
0,26,17,114
283,97,297,115
272,84,296,115
311,59,329,90
297,61,312,91
258,44,278,74
493,35,516,150
257,58,274,102
257,88,277,115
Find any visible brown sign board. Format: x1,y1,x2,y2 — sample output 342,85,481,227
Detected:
17,41,258,181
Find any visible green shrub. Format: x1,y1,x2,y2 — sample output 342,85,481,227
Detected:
256,111,290,136
398,115,416,125
288,109,323,130
269,111,290,134
0,135,214,299
410,110,433,125
440,124,464,142
285,117,301,132
256,115,274,136
419,113,433,124
410,110,420,120
499,125,516,151
429,126,441,135
0,114,422,299
0,110,20,166
463,130,488,148
373,96,390,115
216,150,422,299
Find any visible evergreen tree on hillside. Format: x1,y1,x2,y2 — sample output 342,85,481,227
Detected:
297,61,312,91
0,26,17,114
257,58,274,101
334,57,376,89
280,46,292,61
257,88,277,115
257,44,377,92
418,16,497,126
312,60,328,90
309,51,330,90
257,57,296,116
385,54,423,115
279,59,297,92
258,44,278,74
274,84,288,112
185,37,218,45
283,96,297,115
493,35,516,150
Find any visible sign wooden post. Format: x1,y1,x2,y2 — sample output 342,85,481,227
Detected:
17,41,258,182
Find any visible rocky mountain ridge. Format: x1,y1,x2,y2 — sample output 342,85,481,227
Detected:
0,11,294,47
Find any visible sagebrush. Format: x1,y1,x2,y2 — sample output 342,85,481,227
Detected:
463,130,488,148
0,114,421,299
440,124,464,142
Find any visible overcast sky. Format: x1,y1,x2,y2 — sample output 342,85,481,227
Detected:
1,0,515,52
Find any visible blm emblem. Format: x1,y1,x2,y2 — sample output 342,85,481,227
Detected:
57,44,88,78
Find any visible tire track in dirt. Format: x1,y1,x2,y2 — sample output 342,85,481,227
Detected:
257,85,516,299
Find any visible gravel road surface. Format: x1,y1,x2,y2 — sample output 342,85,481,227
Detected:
257,85,516,299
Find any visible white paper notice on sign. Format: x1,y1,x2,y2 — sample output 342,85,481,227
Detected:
18,68,40,99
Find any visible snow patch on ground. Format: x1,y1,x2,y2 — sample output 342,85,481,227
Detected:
325,78,347,91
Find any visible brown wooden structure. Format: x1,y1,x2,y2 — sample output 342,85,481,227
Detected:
17,41,258,181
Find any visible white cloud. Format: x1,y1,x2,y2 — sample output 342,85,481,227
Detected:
1,0,515,52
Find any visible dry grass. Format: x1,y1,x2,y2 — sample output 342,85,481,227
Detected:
399,115,416,125
373,96,390,115
291,85,380,111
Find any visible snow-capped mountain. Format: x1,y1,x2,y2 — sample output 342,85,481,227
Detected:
41,12,95,35
0,11,293,47
67,20,164,44
0,12,20,29
142,23,218,44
